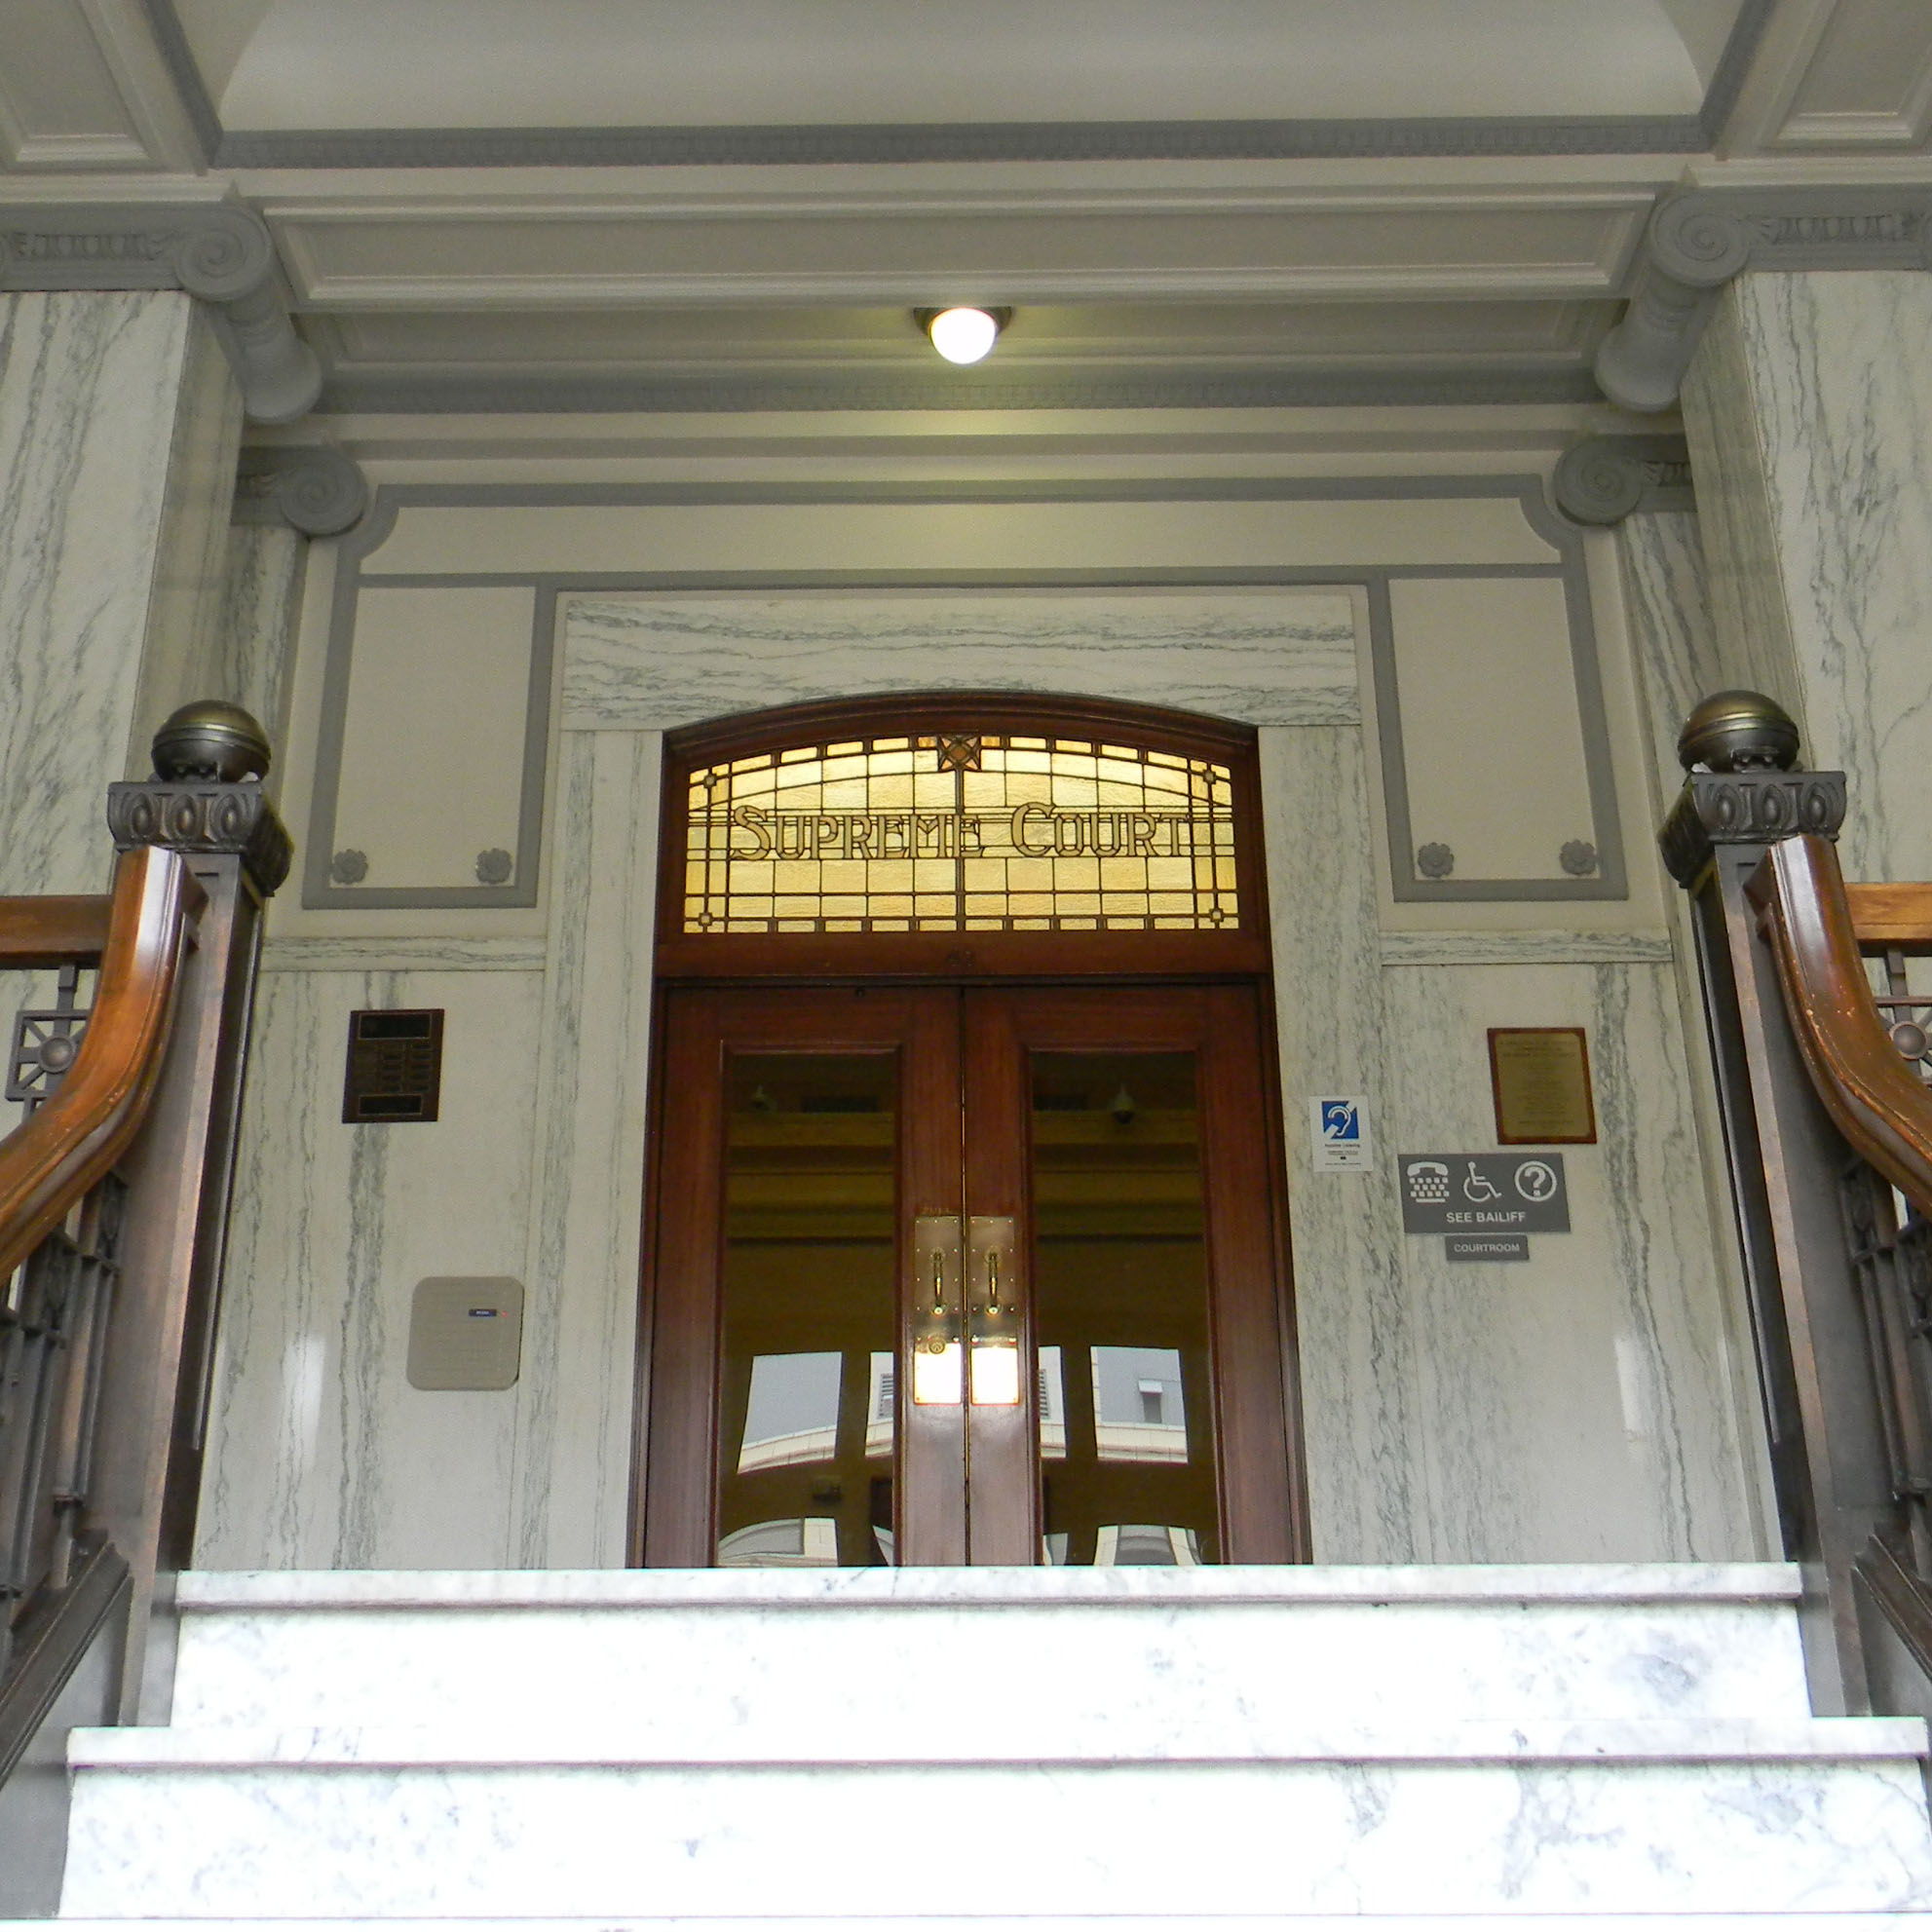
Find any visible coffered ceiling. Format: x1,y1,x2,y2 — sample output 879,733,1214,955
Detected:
2,0,1930,416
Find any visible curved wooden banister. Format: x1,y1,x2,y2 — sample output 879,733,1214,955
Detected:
1753,832,1932,1217
0,848,199,1284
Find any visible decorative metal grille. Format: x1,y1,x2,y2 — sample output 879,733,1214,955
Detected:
683,733,1239,935
0,1174,126,1678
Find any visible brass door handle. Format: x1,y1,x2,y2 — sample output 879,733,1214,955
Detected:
911,1214,964,1405
968,1215,1020,1406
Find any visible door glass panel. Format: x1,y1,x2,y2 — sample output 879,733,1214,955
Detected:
1029,1051,1220,1566
717,1053,896,1568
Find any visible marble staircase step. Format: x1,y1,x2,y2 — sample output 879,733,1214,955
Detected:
24,1919,1932,1931
166,1562,1815,1743
58,1717,1932,1918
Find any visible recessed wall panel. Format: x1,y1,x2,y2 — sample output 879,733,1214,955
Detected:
325,587,538,902
1387,576,1598,887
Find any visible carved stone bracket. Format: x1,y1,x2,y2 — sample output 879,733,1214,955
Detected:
105,782,293,899
233,447,370,537
1598,187,1932,413
1552,435,1694,525
0,205,320,424
1659,770,1847,889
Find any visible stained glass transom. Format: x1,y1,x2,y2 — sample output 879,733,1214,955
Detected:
683,734,1239,934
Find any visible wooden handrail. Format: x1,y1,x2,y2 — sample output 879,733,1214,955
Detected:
1752,833,1932,1217
1846,882,1932,950
0,896,111,969
0,848,198,1284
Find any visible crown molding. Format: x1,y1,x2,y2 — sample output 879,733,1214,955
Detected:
0,202,318,423
1597,184,1932,411
233,445,370,535
1552,435,1694,525
315,364,1602,418
208,115,1710,172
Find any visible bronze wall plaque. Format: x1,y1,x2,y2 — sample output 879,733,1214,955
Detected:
1488,1027,1596,1145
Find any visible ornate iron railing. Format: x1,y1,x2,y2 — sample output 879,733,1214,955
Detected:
1666,693,1932,1715
0,704,288,1828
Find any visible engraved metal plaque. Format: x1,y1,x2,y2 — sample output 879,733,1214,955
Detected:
344,1008,444,1123
1488,1027,1596,1145
407,1276,523,1390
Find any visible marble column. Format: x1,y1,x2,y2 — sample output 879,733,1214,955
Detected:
1680,271,1932,883
0,289,243,896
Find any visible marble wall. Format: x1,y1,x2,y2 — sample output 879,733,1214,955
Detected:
1266,720,1760,1564
0,290,241,896
197,964,546,1570
213,522,307,771
1683,271,1932,883
200,541,1764,1571
1610,508,1781,1554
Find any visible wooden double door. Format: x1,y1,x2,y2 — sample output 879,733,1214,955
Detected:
639,982,1303,1567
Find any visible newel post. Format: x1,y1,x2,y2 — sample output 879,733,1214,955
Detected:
95,701,290,1722
1660,691,1885,1715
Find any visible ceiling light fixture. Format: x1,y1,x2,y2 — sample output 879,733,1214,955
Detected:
915,306,1012,365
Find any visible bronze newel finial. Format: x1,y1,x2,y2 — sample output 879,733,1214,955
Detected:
150,701,273,784
1677,689,1801,775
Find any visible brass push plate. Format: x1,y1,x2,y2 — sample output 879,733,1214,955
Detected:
910,1214,964,1405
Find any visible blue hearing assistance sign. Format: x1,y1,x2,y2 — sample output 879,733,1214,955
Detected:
1397,1153,1569,1234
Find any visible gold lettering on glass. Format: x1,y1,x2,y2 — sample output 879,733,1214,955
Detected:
683,734,1239,934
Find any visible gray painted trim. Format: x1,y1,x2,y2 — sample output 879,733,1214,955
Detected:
302,528,558,913
233,447,370,536
135,0,1780,171
337,474,1599,513
0,204,319,423
1379,929,1673,966
1552,436,1694,526
137,0,220,164
1598,183,1932,411
316,366,1605,418
1361,488,1628,904
1697,0,1780,148
304,474,1625,911
213,116,1704,171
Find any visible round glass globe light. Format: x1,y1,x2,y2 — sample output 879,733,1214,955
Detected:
927,307,1001,364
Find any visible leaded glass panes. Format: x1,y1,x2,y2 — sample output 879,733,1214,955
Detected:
682,734,1239,934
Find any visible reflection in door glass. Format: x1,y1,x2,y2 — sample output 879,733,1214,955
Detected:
1030,1052,1220,1565
717,1054,896,1568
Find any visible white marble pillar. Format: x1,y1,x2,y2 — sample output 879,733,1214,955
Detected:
1680,271,1932,883
0,290,243,895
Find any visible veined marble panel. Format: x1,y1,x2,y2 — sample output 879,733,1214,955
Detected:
260,936,547,974
1685,272,1932,882
1262,725,1424,1563
196,968,544,1570
1614,503,1783,1554
562,590,1359,731
1614,509,1722,806
169,1566,1813,1736
1379,961,1758,1564
212,522,306,767
128,316,245,761
60,1729,1932,1916
1379,931,1674,966
509,732,661,1567
0,291,234,895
